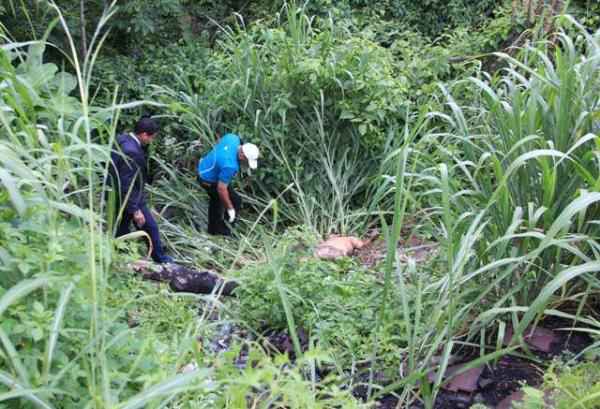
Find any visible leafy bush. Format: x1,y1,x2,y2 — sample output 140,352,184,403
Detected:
0,19,211,407
303,0,500,38
518,362,600,409
145,5,411,234
234,228,411,366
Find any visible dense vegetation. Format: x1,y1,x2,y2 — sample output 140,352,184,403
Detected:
1,1,600,408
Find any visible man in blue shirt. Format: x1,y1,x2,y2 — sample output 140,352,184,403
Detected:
197,132,260,236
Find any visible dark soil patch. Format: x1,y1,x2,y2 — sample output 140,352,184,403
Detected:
541,315,595,356
478,355,544,407
367,355,544,409
261,328,310,360
369,316,595,409
374,395,400,409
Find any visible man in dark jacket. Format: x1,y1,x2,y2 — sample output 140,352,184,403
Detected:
110,116,173,263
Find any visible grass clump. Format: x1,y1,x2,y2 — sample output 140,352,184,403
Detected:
234,228,415,372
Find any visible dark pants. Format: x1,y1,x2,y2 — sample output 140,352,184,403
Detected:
199,180,241,236
116,204,167,262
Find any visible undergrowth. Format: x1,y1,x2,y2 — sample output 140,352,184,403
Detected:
2,2,600,409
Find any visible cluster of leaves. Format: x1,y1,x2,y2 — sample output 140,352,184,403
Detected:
182,343,366,408
295,0,500,38
233,228,416,367
0,197,175,407
571,0,600,30
518,361,600,409
89,1,534,236
1,0,265,57
0,43,82,124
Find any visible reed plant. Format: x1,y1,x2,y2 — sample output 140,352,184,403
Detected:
366,16,600,408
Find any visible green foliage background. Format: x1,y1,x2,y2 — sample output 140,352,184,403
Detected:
3,1,600,408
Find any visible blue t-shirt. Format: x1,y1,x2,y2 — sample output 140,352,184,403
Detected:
197,133,241,184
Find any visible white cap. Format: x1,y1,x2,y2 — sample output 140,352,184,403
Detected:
241,143,259,169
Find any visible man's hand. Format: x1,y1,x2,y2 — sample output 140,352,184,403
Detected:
227,208,236,223
133,209,146,227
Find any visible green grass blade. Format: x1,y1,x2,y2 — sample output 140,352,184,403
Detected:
0,278,53,318
117,370,211,409
42,282,74,383
0,327,30,387
0,371,56,409
516,261,600,339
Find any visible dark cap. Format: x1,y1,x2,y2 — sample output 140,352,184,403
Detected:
134,116,160,135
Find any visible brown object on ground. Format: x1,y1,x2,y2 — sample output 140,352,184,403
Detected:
314,236,366,260
428,364,485,393
131,260,239,296
502,325,558,353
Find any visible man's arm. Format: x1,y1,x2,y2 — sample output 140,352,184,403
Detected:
217,181,234,210
217,166,238,210
118,146,146,215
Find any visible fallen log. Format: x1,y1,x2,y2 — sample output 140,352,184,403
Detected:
131,260,239,296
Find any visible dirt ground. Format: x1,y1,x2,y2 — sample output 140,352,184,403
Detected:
371,316,594,409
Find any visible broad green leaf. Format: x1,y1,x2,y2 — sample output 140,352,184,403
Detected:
0,278,54,318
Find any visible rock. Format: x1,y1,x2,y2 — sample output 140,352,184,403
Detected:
446,365,485,393
428,363,484,393
502,325,557,353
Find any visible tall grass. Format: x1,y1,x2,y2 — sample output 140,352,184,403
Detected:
150,1,404,237
364,16,600,408
0,2,215,407
1,3,369,408
3,3,600,408
427,16,600,304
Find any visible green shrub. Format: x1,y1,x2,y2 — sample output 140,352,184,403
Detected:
146,5,410,233
234,228,410,366
518,362,600,409
0,21,211,407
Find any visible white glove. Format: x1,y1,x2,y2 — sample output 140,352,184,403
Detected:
227,208,236,223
